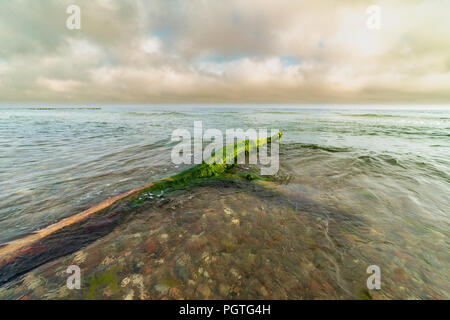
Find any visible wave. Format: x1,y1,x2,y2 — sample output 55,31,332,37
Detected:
340,113,402,118
257,111,303,115
125,111,186,117
340,113,450,120
356,154,406,169
286,142,449,182
353,154,449,182
291,143,350,153
15,107,101,110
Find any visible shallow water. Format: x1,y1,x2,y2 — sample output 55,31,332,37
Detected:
0,105,449,298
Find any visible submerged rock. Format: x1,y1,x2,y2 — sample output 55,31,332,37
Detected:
154,283,169,295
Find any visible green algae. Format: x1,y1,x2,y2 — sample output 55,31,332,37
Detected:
358,288,373,300
128,132,282,208
160,277,182,288
85,266,121,300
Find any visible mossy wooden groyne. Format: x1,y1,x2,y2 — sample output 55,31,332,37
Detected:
0,131,282,285
129,131,282,207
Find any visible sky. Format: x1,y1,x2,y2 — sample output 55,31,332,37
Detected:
0,0,449,104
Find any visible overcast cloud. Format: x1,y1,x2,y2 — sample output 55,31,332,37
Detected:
0,0,449,103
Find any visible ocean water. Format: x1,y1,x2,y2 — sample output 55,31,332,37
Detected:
0,105,449,298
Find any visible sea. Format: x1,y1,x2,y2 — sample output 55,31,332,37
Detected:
0,104,448,298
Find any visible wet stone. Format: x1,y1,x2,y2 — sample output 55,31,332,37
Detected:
1,175,448,300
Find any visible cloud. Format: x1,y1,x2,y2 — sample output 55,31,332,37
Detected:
0,0,449,103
